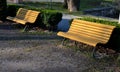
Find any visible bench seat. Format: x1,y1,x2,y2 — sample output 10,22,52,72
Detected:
7,17,27,24
7,8,28,23
58,32,106,46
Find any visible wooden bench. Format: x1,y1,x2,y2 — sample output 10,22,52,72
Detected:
57,19,116,58
7,8,40,31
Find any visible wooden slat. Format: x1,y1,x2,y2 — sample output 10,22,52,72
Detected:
69,31,109,43
24,10,40,23
69,26,113,40
16,8,28,19
69,29,110,39
69,24,113,34
6,16,14,21
73,19,115,29
13,18,26,24
71,22,114,31
58,32,100,46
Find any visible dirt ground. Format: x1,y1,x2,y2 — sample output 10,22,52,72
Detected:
0,21,120,72
0,22,90,72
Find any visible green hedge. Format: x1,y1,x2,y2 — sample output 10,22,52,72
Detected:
7,4,62,31
78,17,120,52
40,10,62,30
79,17,120,27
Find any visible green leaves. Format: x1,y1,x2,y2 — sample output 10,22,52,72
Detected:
79,17,120,28
41,10,62,30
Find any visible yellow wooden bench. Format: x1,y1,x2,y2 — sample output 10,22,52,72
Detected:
57,19,116,58
7,8,40,31
7,8,28,24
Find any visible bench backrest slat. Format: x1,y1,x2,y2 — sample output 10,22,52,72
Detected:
16,8,28,19
24,10,40,23
68,19,115,43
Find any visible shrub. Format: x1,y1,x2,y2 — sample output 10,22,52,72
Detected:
41,10,62,31
79,17,120,27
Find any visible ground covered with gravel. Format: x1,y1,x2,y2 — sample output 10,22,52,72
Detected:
0,22,90,72
0,22,120,72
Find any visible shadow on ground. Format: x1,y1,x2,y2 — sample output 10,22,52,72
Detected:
0,21,62,41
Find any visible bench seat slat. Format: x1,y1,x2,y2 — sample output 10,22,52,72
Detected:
7,16,27,24
69,31,109,42
13,18,27,24
58,32,103,46
6,16,15,21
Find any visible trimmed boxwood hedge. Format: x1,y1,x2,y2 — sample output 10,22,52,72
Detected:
7,4,62,31
79,17,120,27
40,10,62,30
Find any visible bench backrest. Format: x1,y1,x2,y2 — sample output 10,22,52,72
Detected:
24,10,40,23
69,19,115,44
16,8,28,19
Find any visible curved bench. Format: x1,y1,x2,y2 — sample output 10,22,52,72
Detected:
57,19,116,58
7,8,40,31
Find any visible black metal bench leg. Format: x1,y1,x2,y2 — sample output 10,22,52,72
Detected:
74,41,78,47
61,38,67,46
92,47,97,58
23,25,28,32
23,24,31,32
92,46,106,59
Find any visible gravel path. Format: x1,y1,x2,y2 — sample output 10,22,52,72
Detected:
0,22,91,72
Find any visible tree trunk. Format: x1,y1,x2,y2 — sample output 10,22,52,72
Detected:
0,0,7,22
67,0,80,12
113,0,120,24
119,13,120,23
63,0,68,9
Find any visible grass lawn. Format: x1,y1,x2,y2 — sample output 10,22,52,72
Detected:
80,0,113,10
21,0,113,14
